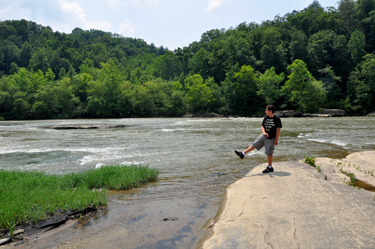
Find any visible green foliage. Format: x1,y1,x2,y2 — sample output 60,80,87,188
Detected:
348,54,375,114
257,67,284,105
0,165,158,234
185,74,214,112
303,156,316,167
282,60,327,112
2,1,375,119
348,30,366,65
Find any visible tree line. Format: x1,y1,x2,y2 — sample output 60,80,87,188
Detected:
1,0,375,120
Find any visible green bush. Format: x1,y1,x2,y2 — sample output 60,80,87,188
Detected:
303,156,316,167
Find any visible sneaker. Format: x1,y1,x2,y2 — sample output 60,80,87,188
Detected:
262,167,274,173
234,150,244,159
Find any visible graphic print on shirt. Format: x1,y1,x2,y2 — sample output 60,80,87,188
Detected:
264,118,275,133
262,115,282,139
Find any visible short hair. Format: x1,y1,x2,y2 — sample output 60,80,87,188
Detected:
266,105,275,113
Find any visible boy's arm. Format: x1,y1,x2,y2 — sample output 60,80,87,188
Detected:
261,126,269,137
274,128,281,145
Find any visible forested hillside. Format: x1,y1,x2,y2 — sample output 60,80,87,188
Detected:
1,0,375,120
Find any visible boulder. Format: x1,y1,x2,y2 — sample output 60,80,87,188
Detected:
367,111,375,117
274,110,302,117
320,109,346,117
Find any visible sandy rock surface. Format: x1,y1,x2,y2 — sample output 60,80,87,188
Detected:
314,151,375,187
203,153,375,249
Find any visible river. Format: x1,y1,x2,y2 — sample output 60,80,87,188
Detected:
1,117,374,248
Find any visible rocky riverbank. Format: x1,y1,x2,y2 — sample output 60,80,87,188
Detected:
183,109,357,118
0,206,101,247
203,151,375,248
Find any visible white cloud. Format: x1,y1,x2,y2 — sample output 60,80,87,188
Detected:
57,0,111,31
0,5,12,17
57,0,86,23
145,0,158,6
118,18,138,35
206,0,231,11
108,0,158,9
107,0,127,9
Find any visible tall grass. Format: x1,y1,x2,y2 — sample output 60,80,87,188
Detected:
0,165,158,236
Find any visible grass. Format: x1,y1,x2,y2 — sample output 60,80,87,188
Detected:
0,165,158,237
303,156,316,167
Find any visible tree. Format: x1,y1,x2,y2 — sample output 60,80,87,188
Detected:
188,48,211,79
152,51,182,80
258,67,285,105
355,0,375,21
18,42,32,68
12,92,30,119
317,65,342,108
282,59,327,112
86,59,122,117
1,41,19,74
29,48,49,73
357,54,375,112
347,30,366,65
338,0,360,33
185,74,214,112
231,65,261,115
307,30,348,79
362,10,375,52
289,29,309,64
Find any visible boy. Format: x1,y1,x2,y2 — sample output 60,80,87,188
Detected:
235,105,282,173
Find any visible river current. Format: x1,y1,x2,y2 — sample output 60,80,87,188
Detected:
1,117,374,248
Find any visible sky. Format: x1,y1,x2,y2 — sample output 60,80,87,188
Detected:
0,0,339,50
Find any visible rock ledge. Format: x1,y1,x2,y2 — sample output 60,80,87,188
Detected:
203,151,375,249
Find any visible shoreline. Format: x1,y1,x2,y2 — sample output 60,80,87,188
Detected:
202,150,375,248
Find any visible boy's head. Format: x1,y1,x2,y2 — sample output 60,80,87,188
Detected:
266,105,275,114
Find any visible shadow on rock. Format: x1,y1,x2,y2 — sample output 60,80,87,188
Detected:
245,171,291,178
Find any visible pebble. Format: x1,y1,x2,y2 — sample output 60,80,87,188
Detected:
0,238,11,245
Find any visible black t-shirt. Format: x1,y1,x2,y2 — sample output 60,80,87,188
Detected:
262,115,282,139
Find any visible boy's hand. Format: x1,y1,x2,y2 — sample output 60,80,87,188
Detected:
263,133,269,138
274,141,278,145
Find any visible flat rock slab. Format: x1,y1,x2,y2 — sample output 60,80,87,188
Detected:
315,151,375,188
203,160,375,249
39,124,136,130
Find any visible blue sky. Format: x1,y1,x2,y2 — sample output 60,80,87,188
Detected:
1,0,338,50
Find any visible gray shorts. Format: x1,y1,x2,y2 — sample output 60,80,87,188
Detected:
252,134,275,156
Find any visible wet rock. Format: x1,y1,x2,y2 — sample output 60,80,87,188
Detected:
367,111,375,116
0,238,11,245
275,110,302,117
320,109,346,117
39,124,135,130
162,217,178,221
38,219,67,229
